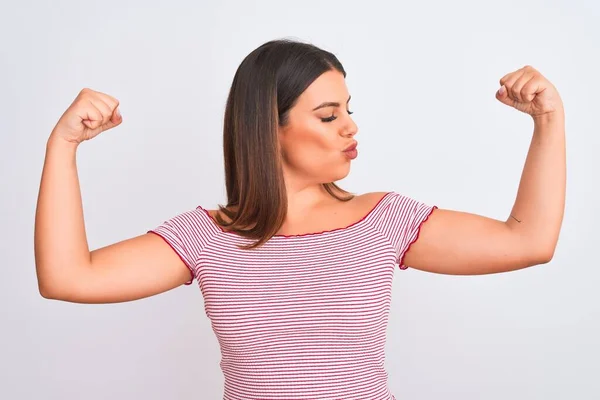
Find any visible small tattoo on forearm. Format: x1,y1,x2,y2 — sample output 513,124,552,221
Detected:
510,214,522,223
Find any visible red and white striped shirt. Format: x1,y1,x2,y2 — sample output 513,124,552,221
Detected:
150,191,436,399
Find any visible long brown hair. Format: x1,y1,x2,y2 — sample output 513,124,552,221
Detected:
215,39,355,249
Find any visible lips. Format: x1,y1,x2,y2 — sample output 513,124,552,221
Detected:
342,141,358,160
343,141,358,152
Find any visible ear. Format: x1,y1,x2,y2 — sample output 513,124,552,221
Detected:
277,125,287,144
276,126,288,161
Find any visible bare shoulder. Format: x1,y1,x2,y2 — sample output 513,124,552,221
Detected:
354,191,391,208
336,191,390,219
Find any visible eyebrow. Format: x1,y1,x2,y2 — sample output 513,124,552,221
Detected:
312,95,352,111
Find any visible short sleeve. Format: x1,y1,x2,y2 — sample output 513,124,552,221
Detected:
375,192,437,270
148,207,211,285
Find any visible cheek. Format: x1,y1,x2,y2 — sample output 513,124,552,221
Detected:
301,121,338,150
286,130,337,164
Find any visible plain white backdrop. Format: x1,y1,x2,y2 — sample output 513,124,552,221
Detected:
1,0,598,399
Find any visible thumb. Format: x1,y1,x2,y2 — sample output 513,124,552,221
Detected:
100,108,123,132
496,85,518,108
103,115,123,131
109,107,122,125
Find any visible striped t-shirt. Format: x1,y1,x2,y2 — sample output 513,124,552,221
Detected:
150,191,436,400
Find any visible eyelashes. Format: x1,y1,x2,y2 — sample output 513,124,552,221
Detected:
321,110,354,123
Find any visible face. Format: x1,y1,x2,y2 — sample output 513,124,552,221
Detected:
278,70,359,186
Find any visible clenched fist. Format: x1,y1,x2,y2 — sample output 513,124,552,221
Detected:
496,65,564,120
51,88,122,144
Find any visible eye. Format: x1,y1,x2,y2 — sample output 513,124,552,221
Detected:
321,114,337,122
320,110,354,123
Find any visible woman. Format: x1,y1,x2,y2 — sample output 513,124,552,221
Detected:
34,39,566,399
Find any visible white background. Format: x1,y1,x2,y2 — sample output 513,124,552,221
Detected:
1,0,598,398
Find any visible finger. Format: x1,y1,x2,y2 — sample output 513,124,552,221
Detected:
496,84,519,108
521,78,541,103
499,72,513,86
108,106,122,125
95,92,121,125
499,66,523,86
94,99,121,127
82,102,104,130
512,72,535,103
101,113,123,131
96,91,120,112
88,97,113,126
504,69,527,103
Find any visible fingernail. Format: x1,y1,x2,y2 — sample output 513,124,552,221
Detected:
116,107,121,117
498,85,506,95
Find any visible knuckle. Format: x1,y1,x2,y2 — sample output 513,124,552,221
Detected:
74,97,88,109
78,89,93,101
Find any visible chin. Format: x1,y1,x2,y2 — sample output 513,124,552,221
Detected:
322,165,350,183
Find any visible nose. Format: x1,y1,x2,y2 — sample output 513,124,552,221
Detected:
341,115,358,138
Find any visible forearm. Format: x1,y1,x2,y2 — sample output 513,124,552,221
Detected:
505,110,566,259
34,133,91,296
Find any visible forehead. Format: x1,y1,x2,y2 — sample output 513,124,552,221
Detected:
296,70,349,107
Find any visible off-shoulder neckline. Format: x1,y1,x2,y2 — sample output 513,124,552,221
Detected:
196,191,394,239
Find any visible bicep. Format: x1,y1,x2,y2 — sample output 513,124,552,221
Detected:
402,208,547,275
55,233,193,304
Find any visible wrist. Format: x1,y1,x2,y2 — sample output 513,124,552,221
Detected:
47,131,80,151
532,107,565,126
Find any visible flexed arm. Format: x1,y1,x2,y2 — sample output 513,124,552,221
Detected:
35,89,193,303
402,66,566,275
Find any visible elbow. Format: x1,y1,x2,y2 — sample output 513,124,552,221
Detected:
39,289,55,300
35,260,84,301
518,234,557,266
36,265,58,299
37,269,87,303
535,246,556,265
36,269,66,300
38,279,61,300
39,283,76,302
39,284,55,300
